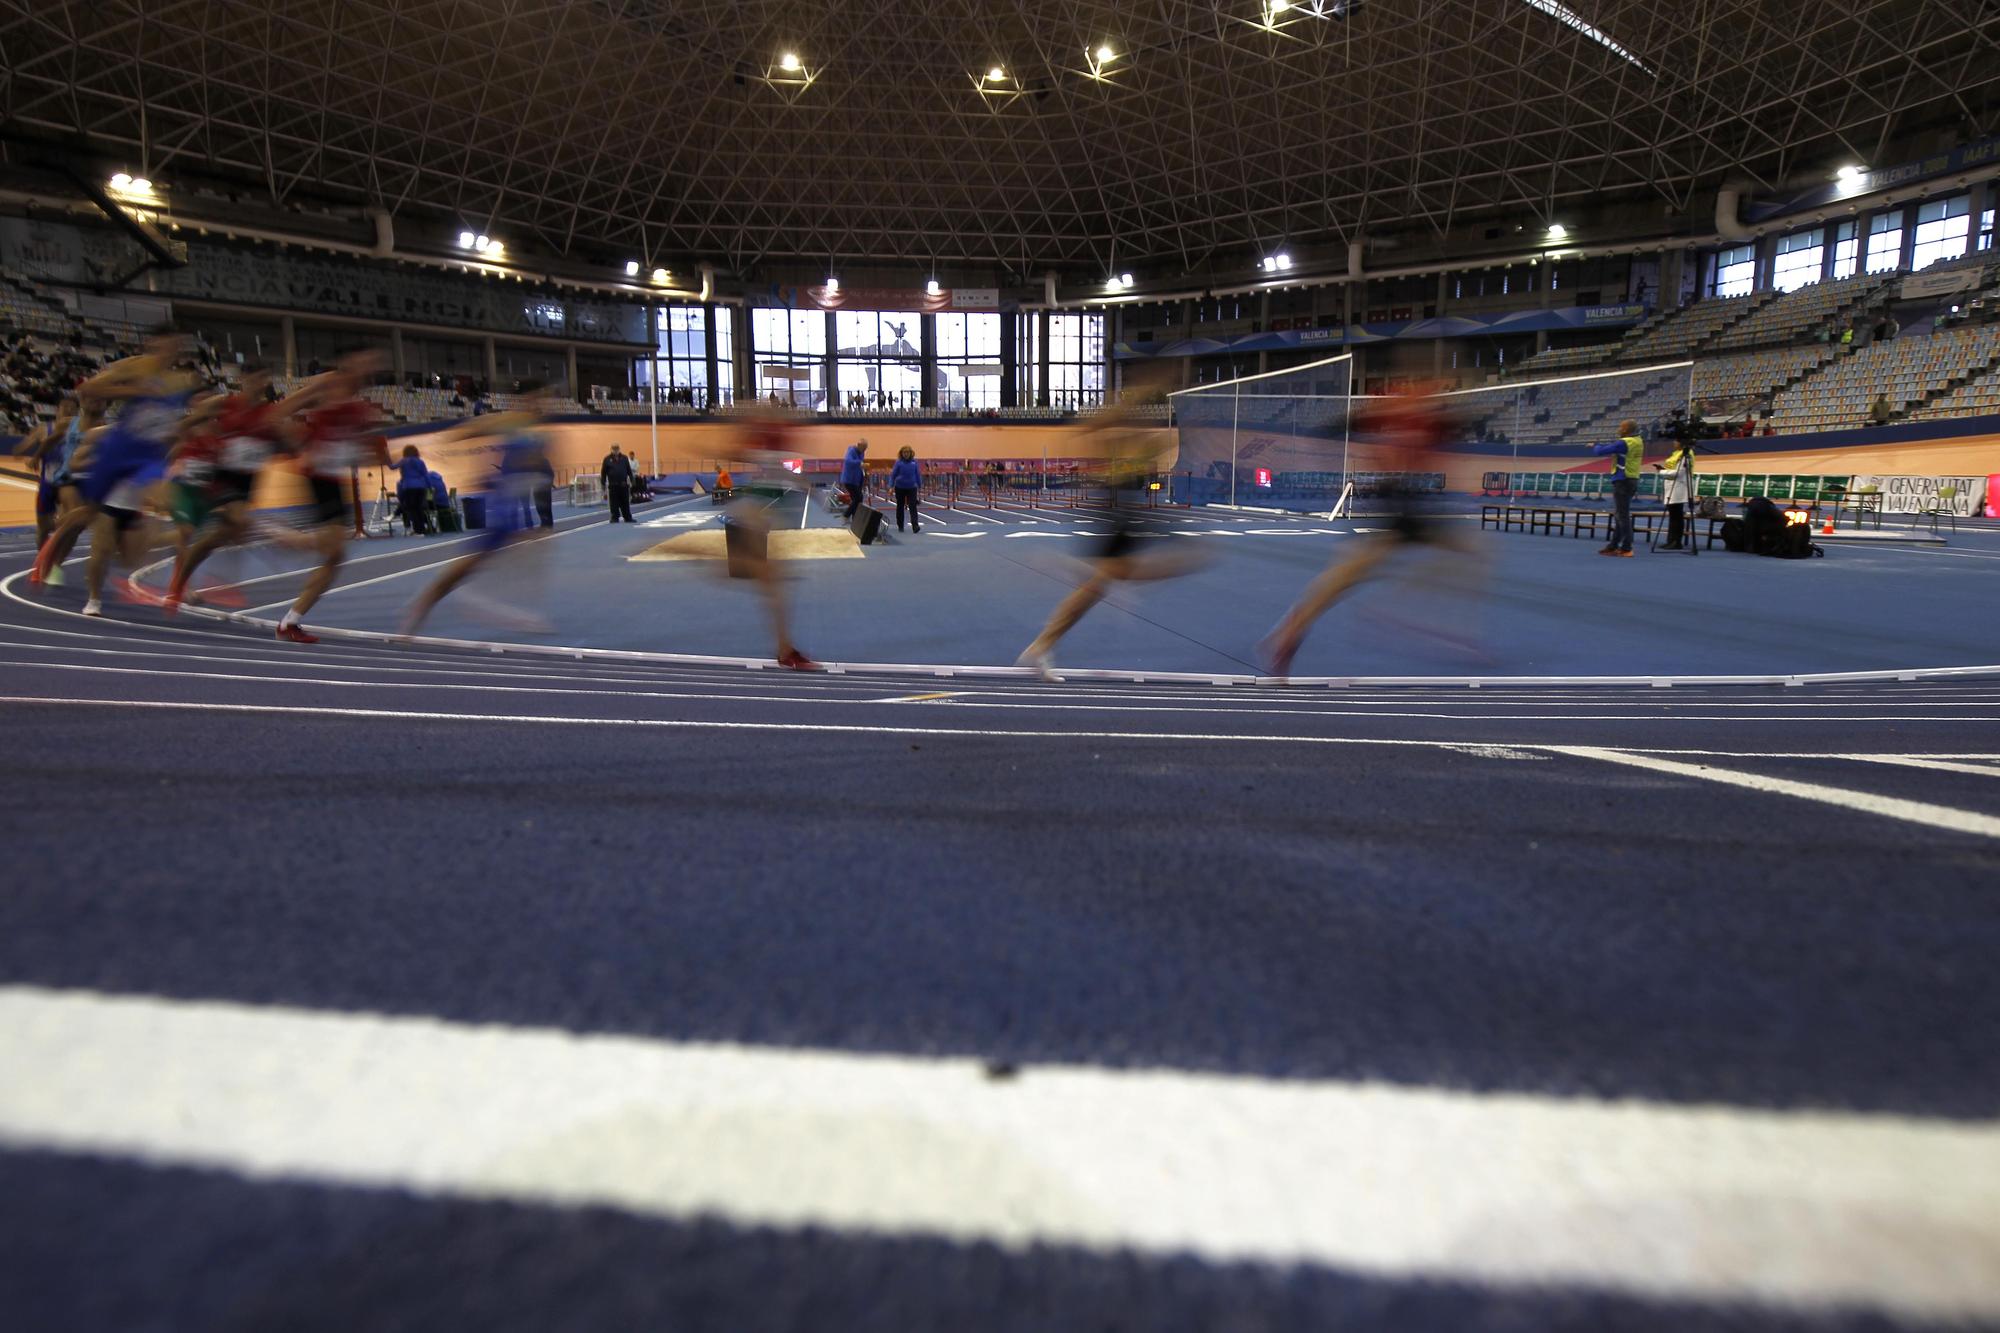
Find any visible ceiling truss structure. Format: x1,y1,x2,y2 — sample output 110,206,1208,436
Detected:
2,0,1997,277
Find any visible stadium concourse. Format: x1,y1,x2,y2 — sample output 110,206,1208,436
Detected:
2,482,1999,1331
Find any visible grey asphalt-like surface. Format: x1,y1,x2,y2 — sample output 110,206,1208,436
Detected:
1,515,1997,1332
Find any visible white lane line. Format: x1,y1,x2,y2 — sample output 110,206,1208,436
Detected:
240,519,612,614
7,665,2000,727
1547,746,2000,841
2,986,1995,1320
7,695,2000,799
1838,755,2000,779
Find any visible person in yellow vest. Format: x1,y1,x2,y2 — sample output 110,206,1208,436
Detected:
1589,418,1645,557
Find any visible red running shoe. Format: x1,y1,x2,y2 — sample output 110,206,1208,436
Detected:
117,576,164,607
776,648,817,671
275,623,319,644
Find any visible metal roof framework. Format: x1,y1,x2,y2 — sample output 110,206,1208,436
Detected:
2,0,1996,276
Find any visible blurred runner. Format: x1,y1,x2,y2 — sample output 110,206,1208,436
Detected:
717,405,814,669
30,329,204,614
397,380,560,637
1016,375,1203,681
274,349,390,644
1257,385,1479,679
165,365,313,613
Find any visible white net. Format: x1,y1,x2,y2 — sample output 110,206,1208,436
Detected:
1168,354,1353,510
1436,361,1694,467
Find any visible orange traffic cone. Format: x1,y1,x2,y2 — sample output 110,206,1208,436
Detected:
1822,518,1835,535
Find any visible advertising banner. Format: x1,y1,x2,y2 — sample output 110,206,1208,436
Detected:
1848,474,1988,515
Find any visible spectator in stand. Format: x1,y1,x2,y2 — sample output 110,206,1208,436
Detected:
394,444,433,535
890,445,922,534
601,443,636,522
1868,393,1893,426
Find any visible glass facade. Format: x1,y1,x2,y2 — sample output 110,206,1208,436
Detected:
1712,243,1756,297
1910,195,1971,270
750,308,828,410
1771,228,1823,291
1830,220,1860,280
1046,313,1106,409
1865,212,1903,274
834,310,924,409
935,312,1002,410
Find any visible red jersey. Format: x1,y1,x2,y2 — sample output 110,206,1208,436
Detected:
215,396,283,476
303,398,385,478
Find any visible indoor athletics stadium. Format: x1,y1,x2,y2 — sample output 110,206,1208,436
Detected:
2,2,1998,1329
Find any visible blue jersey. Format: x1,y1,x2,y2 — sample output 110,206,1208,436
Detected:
41,419,82,483
107,389,190,458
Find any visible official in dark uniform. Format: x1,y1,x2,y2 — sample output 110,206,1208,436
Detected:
602,444,636,523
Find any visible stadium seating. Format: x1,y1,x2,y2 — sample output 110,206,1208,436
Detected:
1614,293,1766,361
1708,273,1892,351
1766,323,2000,432
1499,343,1620,378
1691,346,1836,408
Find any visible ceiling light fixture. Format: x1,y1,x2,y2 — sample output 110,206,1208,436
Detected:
825,275,840,293
986,66,1006,82
1836,164,1866,185
926,278,942,296
625,261,640,276
458,230,476,248
779,52,801,71
652,268,669,283
1519,0,1650,72
110,172,132,189
1547,224,1567,239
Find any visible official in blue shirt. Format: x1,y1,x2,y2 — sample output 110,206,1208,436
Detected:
394,445,433,535
890,446,922,534
840,439,869,519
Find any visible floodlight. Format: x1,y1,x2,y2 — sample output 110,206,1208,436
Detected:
130,178,152,192
987,66,1006,82
1275,252,1292,270
1836,164,1865,184
474,234,490,251
1119,273,1133,289
625,261,640,276
779,52,801,71
1096,44,1114,62
459,231,476,248
825,276,840,292
926,278,942,296
1547,224,1567,239
110,173,132,189
652,268,669,283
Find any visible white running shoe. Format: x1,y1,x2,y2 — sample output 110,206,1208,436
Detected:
81,598,103,617
43,565,66,587
1015,647,1061,682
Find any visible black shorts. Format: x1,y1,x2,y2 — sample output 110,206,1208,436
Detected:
99,504,144,533
723,515,768,579
308,475,350,528
212,469,258,508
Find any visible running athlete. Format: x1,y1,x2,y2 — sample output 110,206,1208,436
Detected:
1256,386,1480,679
165,366,311,612
30,329,202,614
1015,381,1204,680
717,405,814,669
273,348,390,644
396,381,559,637
15,395,80,550
25,401,109,586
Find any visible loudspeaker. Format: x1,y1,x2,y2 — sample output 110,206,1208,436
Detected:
850,504,885,545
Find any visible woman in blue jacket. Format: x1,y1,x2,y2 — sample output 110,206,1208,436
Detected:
890,445,922,533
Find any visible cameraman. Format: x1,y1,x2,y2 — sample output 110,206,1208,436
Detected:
1656,438,1694,549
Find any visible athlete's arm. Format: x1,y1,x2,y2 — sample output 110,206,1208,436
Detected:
74,355,160,404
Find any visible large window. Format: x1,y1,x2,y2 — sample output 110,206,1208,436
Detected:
1865,212,1904,274
1979,208,1996,253
713,307,736,404
1771,228,1824,291
1830,220,1859,280
1712,244,1756,298
635,305,708,405
1046,313,1106,409
833,310,923,410
750,308,828,410
935,312,1001,410
1911,195,1971,270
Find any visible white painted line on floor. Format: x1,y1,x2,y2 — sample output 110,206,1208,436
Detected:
9,661,2000,727
1,985,1994,1320
1547,746,2000,840
240,519,612,614
1838,754,2000,779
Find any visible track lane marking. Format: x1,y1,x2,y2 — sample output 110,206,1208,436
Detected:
1546,746,2000,841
